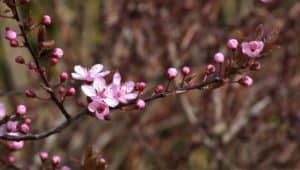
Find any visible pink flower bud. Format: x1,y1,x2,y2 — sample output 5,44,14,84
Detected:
135,82,147,91
58,87,65,95
39,152,49,161
227,38,239,49
6,121,18,132
167,67,178,79
66,87,76,96
52,155,61,167
206,64,216,74
10,39,19,47
15,56,25,64
154,84,164,93
7,140,24,150
136,99,146,109
60,72,69,82
5,28,17,41
8,155,15,164
239,76,253,87
20,123,30,134
16,104,27,115
24,118,32,125
42,15,52,26
181,66,191,76
52,48,64,58
25,88,36,98
51,57,59,65
250,61,261,71
214,52,225,63
28,62,36,70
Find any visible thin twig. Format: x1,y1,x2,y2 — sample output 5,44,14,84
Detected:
9,0,71,120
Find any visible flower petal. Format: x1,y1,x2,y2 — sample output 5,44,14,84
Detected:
81,85,96,97
90,64,103,75
124,93,138,100
113,72,121,85
71,73,85,80
88,101,98,112
93,78,106,92
98,70,111,77
124,81,135,93
104,97,119,107
74,65,87,76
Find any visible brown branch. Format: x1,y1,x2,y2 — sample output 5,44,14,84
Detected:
0,109,87,141
0,77,222,141
8,0,71,120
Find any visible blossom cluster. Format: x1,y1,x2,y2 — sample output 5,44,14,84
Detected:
71,64,142,120
39,151,71,170
210,39,265,86
0,103,31,164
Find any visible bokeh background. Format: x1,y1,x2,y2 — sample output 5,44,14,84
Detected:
1,0,300,169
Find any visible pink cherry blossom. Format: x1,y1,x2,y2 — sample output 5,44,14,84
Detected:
87,100,110,120
109,72,138,104
241,41,264,58
81,78,119,107
71,64,110,82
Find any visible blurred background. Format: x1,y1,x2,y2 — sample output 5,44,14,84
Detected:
1,0,300,169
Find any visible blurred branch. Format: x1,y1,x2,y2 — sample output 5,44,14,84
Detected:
0,89,24,97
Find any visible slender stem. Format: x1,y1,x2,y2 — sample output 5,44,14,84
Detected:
10,0,71,120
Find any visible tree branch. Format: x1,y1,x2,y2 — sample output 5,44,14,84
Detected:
9,0,71,120
0,77,222,141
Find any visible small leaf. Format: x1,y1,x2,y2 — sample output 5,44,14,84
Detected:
38,26,47,43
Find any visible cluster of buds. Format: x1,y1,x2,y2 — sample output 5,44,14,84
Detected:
5,27,19,47
202,38,266,87
0,103,32,165
39,152,71,169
